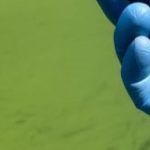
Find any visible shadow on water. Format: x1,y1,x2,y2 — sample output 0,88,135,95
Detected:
15,119,27,125
107,147,116,150
139,139,150,150
62,124,95,139
84,81,108,101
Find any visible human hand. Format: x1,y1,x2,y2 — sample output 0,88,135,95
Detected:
97,0,150,115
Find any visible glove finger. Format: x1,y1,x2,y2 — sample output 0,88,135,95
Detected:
114,3,150,62
121,36,150,114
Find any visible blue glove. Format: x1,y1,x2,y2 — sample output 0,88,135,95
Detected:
97,0,150,115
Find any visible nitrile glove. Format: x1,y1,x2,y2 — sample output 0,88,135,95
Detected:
97,0,150,115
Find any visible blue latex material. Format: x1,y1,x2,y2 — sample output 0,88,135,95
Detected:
97,1,150,115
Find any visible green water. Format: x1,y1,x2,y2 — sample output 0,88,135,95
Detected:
0,0,150,150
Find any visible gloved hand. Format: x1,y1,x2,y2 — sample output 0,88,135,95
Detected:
97,0,150,115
